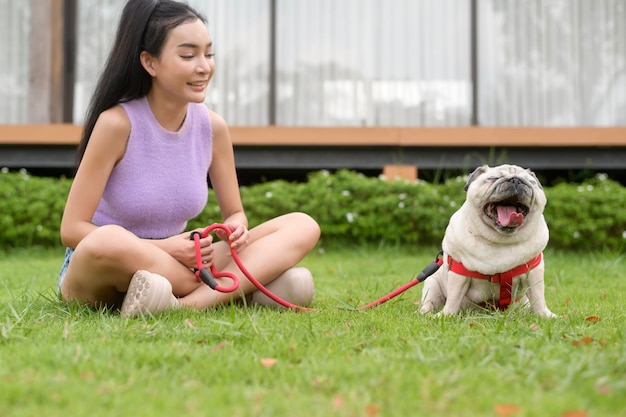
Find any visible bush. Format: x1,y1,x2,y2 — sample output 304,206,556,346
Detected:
2,168,625,251
0,169,71,247
543,174,626,250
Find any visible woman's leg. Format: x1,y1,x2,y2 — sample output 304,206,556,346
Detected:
60,224,198,309
179,212,320,310
61,212,320,311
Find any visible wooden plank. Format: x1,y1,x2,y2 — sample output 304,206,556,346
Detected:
228,127,402,145
383,165,417,181
28,0,67,123
0,125,625,147
0,124,82,144
213,127,626,147
397,127,626,147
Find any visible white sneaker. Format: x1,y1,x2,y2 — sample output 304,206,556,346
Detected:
251,267,315,307
120,270,179,317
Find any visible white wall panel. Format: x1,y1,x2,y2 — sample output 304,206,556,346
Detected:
189,0,271,125
478,0,626,126
73,0,126,122
276,0,472,126
0,1,30,123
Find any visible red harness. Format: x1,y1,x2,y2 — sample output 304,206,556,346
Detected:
447,253,543,310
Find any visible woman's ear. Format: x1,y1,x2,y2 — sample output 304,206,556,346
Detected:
140,51,157,77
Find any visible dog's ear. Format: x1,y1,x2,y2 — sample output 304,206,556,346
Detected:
526,168,543,189
464,165,489,191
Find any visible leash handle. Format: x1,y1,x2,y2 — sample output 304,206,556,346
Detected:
191,224,314,310
190,229,239,293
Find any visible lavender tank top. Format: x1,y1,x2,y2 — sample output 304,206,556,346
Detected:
91,97,213,239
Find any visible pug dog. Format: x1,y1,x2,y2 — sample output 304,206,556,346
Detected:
419,164,556,317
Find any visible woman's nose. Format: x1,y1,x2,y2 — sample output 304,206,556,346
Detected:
197,56,213,74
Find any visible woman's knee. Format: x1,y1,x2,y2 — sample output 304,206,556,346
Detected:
76,225,138,261
298,212,321,239
285,212,321,245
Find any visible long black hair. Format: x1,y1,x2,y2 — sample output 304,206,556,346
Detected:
77,0,207,162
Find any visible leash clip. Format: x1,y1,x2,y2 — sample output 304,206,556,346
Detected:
415,250,443,282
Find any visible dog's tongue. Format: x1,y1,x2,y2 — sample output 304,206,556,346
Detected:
497,206,524,227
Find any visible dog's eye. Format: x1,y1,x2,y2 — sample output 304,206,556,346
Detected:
487,177,499,182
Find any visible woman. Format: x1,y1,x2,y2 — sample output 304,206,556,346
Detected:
59,0,320,317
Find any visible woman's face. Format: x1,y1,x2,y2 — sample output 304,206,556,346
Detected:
147,19,215,104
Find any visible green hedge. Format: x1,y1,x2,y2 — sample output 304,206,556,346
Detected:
2,168,625,251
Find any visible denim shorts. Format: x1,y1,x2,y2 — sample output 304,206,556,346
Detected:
58,247,74,293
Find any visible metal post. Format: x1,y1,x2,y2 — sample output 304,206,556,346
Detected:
269,0,277,125
470,0,479,126
63,0,77,123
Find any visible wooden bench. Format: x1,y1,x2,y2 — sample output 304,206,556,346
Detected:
1,124,625,180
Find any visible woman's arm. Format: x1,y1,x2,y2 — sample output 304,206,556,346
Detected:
207,110,249,247
60,106,130,249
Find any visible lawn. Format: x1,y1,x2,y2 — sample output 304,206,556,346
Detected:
1,245,624,417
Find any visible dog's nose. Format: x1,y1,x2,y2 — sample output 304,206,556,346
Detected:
509,178,522,186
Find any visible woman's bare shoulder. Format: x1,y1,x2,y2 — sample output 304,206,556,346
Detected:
207,109,229,138
94,105,131,136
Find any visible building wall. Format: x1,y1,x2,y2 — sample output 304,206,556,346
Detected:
1,0,625,127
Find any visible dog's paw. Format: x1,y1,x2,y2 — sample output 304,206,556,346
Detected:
537,309,558,318
419,302,436,314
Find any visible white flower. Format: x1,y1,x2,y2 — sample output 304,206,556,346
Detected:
265,191,273,198
1,167,8,173
573,231,581,239
398,202,405,208
586,185,594,191
449,201,457,207
346,212,356,223
398,193,407,200
577,186,584,192
341,190,351,197
622,231,626,239
597,173,608,181
36,225,43,231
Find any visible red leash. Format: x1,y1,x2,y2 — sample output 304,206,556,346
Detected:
191,223,443,311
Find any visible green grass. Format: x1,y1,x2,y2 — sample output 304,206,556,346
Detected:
1,245,625,417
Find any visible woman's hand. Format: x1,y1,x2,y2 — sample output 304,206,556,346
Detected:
216,222,250,253
162,229,214,269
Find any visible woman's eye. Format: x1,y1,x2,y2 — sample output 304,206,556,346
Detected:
181,55,194,59
205,53,215,59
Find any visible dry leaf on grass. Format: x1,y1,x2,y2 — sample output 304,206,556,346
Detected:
211,341,227,353
572,336,594,346
365,404,379,417
260,358,278,368
494,403,521,416
332,395,345,409
561,410,588,417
